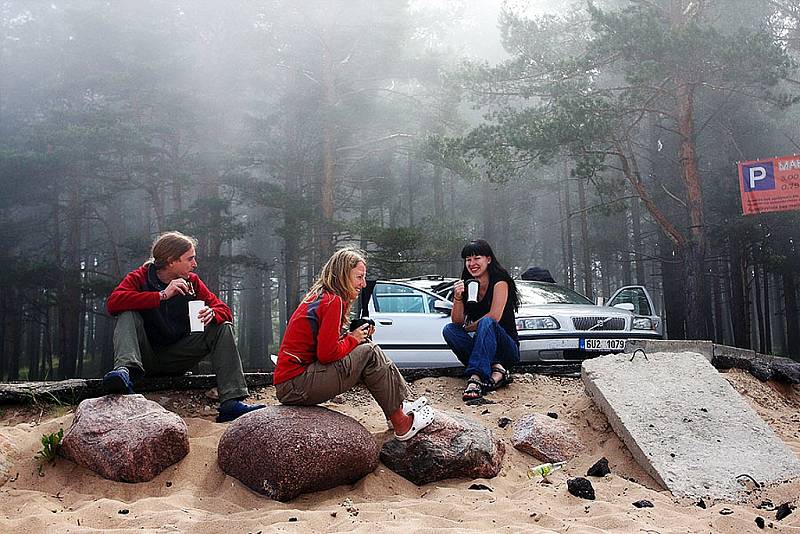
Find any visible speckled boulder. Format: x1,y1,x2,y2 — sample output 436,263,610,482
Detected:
60,395,189,482
217,406,379,501
380,410,504,486
512,413,583,463
0,433,17,485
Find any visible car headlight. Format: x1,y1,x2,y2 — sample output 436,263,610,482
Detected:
632,316,654,330
516,317,560,330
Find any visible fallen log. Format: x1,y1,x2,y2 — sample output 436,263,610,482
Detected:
0,362,582,405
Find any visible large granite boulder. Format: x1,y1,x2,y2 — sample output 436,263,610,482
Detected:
217,405,379,501
0,433,17,486
380,410,504,486
60,395,189,482
512,413,583,463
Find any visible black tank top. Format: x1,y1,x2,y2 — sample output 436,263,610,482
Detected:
464,275,519,344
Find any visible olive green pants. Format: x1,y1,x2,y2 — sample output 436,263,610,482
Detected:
275,342,409,418
112,311,249,403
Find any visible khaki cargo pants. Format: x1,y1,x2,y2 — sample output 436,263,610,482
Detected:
275,342,409,418
113,311,249,404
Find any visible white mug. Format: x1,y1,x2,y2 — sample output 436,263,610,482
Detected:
465,279,479,303
188,300,205,332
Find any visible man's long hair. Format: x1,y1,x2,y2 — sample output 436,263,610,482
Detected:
150,231,198,269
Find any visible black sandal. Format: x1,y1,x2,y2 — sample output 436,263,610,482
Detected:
462,377,484,401
487,366,513,391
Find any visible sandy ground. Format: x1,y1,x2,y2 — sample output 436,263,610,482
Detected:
0,369,798,533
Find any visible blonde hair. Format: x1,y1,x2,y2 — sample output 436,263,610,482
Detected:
150,231,198,269
305,247,367,318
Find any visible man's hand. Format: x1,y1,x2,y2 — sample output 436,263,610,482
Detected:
164,278,193,299
198,306,216,326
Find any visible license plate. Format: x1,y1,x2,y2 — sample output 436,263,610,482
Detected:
580,338,625,351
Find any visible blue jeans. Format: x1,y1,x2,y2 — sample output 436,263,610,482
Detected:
442,317,520,382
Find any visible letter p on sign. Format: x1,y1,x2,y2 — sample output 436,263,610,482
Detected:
742,162,775,192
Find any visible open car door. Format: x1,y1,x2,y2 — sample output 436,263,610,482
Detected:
607,285,664,338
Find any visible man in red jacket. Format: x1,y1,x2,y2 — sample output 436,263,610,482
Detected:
103,231,264,422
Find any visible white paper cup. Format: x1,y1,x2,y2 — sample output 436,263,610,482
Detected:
465,279,479,303
188,300,205,332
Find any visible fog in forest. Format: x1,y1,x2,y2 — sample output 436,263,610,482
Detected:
1,0,799,380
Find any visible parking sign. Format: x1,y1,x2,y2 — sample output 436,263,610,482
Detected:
738,156,800,215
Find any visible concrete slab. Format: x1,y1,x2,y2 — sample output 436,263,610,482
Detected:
582,351,800,501
624,339,714,361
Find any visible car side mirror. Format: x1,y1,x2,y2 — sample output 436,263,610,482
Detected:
613,302,635,312
433,300,453,314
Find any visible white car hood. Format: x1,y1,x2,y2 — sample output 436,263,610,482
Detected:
517,303,633,317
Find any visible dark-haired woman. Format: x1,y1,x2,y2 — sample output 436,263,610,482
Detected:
442,239,520,401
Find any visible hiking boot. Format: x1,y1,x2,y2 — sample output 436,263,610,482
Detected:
102,367,135,395
216,400,266,423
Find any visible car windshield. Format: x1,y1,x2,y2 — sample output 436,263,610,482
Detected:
516,282,593,305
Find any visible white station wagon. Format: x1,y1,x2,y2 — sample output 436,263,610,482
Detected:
361,277,664,368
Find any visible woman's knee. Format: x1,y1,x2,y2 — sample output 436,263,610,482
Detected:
442,322,464,340
476,317,499,330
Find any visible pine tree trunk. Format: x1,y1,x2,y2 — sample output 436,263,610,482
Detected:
754,264,765,353
577,177,592,298
763,268,772,354
631,194,646,284
712,258,724,344
58,187,83,379
728,240,751,349
562,168,575,290
482,181,496,244
433,164,444,215
319,45,336,261
675,80,708,340
783,267,799,359
660,232,686,339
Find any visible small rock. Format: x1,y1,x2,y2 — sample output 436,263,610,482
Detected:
330,512,337,517
468,483,492,491
776,502,794,521
586,457,610,477
567,477,595,500
546,412,558,419
497,417,511,428
204,387,219,400
288,517,297,522
118,509,129,514
512,413,583,463
719,508,733,515
480,409,490,415
757,499,774,510
465,397,495,406
755,516,765,529
632,500,653,508
166,481,172,488
695,499,706,509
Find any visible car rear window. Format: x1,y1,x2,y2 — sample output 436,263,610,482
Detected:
517,282,593,305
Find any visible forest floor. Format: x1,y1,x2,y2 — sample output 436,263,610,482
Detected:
0,369,798,533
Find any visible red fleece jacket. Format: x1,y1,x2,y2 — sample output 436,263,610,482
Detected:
274,291,359,385
106,264,232,324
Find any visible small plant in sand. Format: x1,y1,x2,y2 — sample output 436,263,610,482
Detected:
35,428,64,475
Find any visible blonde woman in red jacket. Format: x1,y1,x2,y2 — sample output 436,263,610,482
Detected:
274,247,434,441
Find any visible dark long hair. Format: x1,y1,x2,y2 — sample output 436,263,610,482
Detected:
460,239,519,311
